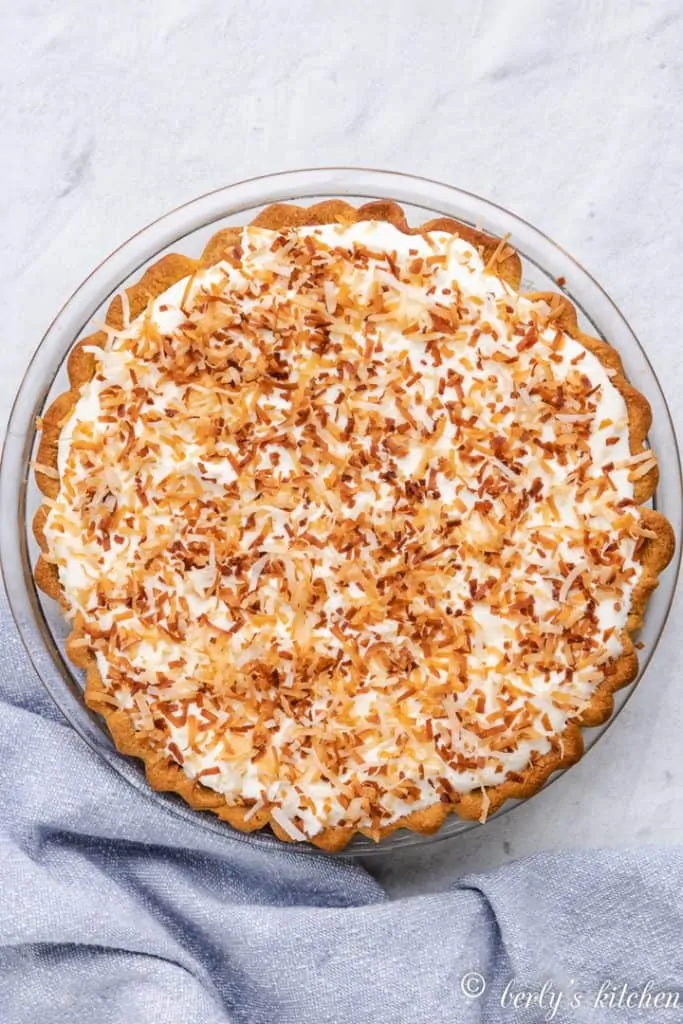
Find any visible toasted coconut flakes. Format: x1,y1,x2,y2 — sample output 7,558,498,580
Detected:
33,461,60,480
244,799,264,821
629,458,658,480
617,450,657,468
271,807,307,841
89,689,120,707
634,527,659,540
117,289,131,328
483,233,511,272
134,692,155,731
478,785,491,823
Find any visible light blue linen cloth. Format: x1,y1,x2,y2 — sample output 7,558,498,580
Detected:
0,597,681,1023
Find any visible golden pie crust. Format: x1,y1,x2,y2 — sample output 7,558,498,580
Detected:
33,200,675,851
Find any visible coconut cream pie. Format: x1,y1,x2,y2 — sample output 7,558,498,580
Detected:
33,200,674,850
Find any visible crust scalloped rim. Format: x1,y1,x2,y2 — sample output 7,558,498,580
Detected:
33,199,675,852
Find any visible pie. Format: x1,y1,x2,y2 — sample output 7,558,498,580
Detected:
33,200,674,851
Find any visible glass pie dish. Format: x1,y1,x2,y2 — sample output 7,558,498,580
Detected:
2,168,680,856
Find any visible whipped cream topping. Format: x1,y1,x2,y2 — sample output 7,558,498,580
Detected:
43,219,651,838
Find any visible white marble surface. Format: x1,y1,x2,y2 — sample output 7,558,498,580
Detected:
2,0,682,895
